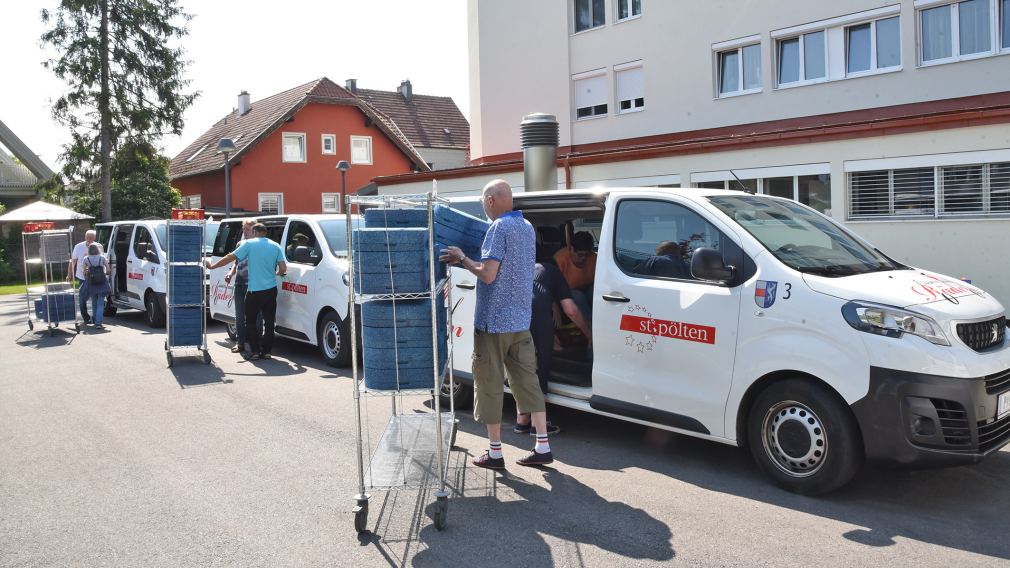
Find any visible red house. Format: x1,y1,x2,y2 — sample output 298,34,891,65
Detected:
170,77,430,214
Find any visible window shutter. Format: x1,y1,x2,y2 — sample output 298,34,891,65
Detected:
849,170,890,217
283,135,304,162
941,164,985,214
617,67,644,109
575,74,607,111
892,167,935,216
990,162,1010,212
351,137,372,164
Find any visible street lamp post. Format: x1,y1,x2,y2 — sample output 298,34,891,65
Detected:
337,160,350,213
217,137,237,218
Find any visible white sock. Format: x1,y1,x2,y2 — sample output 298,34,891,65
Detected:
488,441,503,459
534,434,550,454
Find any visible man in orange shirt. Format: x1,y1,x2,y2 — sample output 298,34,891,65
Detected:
553,231,596,318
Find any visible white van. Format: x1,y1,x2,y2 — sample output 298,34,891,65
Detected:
445,188,1010,494
207,214,359,366
94,220,220,327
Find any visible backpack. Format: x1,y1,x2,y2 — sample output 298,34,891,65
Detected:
87,257,107,286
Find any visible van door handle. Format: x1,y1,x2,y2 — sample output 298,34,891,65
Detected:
456,282,476,290
602,293,630,303
127,260,133,264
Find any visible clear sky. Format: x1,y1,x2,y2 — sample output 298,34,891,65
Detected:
1,0,469,171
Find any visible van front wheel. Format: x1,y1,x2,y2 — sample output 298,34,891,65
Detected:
318,311,350,367
748,379,863,495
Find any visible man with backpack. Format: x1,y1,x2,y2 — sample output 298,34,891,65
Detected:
68,230,105,323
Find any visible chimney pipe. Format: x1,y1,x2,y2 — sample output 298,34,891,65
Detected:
237,91,251,116
520,113,559,192
345,78,357,93
398,79,412,102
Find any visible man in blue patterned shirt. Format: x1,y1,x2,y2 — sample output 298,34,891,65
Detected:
440,179,554,469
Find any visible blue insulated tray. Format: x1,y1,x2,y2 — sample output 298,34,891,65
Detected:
361,296,445,327
353,227,429,252
363,345,449,390
167,224,203,262
168,265,203,305
168,306,203,346
361,297,448,390
354,247,447,294
362,206,490,261
34,293,76,323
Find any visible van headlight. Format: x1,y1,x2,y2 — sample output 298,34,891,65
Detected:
841,301,950,346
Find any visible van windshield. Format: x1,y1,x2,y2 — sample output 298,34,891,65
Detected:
708,195,902,277
318,217,363,257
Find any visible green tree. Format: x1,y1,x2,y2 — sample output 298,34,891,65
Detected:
40,0,197,222
72,141,180,220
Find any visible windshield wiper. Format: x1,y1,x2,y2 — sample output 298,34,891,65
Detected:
797,265,861,277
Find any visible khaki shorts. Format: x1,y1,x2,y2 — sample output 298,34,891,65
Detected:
472,329,545,425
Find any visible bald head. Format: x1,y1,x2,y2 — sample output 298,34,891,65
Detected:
481,179,514,220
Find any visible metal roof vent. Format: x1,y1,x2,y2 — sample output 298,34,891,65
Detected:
520,113,559,192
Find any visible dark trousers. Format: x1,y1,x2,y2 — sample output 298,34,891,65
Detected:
77,278,90,320
244,287,277,354
529,314,555,396
234,284,263,351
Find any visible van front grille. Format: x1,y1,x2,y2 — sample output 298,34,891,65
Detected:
978,414,1010,453
956,316,1006,352
985,368,1010,395
932,399,971,446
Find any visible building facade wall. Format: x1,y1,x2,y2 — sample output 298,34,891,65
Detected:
417,147,468,170
470,0,1010,160
175,103,415,214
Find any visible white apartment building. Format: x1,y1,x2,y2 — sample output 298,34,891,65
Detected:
375,0,1010,304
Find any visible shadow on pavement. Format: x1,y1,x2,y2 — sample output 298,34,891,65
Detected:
448,400,1010,561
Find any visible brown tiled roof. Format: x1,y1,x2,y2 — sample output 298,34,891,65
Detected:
355,88,469,150
170,77,430,180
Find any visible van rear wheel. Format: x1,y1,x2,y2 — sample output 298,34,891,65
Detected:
145,292,165,328
748,379,863,495
318,311,350,367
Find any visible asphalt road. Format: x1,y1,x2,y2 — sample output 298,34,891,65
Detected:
2,293,1009,567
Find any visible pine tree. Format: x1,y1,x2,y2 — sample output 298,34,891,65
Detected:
41,0,198,221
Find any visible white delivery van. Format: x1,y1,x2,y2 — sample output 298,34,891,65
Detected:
94,220,220,327
207,214,359,366
445,188,1010,494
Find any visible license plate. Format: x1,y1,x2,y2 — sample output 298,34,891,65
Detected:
999,392,1010,420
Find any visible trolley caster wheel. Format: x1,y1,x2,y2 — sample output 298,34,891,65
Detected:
201,350,212,365
28,320,34,331
434,496,448,531
166,352,174,368
75,323,81,333
164,339,168,350
353,495,370,533
48,329,54,337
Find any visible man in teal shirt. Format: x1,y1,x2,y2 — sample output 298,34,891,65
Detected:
206,223,286,359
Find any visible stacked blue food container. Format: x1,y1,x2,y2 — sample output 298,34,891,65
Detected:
356,205,489,390
167,224,204,347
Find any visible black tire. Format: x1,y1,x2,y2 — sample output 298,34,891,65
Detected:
439,376,473,409
748,379,863,495
145,292,165,328
318,311,351,367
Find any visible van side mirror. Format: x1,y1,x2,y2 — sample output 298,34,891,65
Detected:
691,248,734,283
292,246,320,265
144,247,160,263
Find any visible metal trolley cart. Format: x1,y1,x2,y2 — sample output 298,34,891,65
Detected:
345,191,462,533
164,209,211,367
22,223,81,336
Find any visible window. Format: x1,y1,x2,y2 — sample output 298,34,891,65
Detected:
350,136,372,164
574,71,608,119
259,193,284,215
718,43,761,96
777,31,826,86
920,0,995,63
693,173,832,214
617,0,641,21
322,193,340,213
1003,0,1010,48
846,16,901,74
282,133,306,163
284,221,322,265
614,199,741,282
615,64,644,113
848,161,1010,219
211,221,244,257
184,194,202,209
575,0,605,32
133,226,159,263
321,134,336,155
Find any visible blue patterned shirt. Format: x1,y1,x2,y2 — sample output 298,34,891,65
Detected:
474,210,535,334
